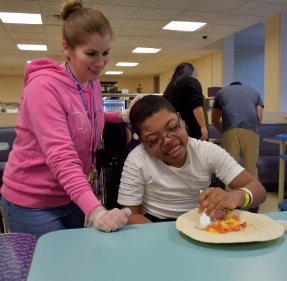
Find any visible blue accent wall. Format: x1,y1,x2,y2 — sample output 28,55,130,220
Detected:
233,23,265,101
234,48,264,101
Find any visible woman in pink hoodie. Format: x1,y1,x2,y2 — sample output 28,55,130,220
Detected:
0,0,131,238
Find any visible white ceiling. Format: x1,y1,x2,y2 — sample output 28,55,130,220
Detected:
0,0,286,78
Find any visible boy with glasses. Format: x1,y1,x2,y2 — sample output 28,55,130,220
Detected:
117,95,266,224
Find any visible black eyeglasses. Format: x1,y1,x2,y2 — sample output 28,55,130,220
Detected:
143,117,181,148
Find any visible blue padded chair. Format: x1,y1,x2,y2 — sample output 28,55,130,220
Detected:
0,127,16,186
279,200,287,211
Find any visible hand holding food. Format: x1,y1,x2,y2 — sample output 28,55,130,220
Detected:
197,187,242,217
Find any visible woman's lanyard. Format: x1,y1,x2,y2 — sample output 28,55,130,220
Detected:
64,62,97,165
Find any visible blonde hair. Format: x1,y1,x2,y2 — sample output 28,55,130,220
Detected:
60,0,113,49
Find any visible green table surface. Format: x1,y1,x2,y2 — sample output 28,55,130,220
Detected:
27,211,287,281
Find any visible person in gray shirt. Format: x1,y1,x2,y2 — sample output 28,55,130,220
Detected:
212,81,264,207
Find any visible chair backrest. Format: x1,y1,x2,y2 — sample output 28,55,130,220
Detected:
207,87,222,97
96,122,143,210
98,123,129,210
0,127,16,185
0,127,16,163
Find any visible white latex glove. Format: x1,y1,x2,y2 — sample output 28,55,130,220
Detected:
87,206,131,232
121,94,144,123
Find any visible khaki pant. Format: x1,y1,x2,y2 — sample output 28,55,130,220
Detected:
222,128,259,178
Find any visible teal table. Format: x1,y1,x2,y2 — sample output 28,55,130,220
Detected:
27,212,287,281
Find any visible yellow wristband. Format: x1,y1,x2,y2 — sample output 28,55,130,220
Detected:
241,191,251,208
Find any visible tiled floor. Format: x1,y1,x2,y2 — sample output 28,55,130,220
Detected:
259,192,280,213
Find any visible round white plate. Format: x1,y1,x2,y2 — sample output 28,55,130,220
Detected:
276,220,287,231
176,209,285,244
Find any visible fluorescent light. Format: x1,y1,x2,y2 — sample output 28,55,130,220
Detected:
105,71,123,75
163,21,206,32
116,62,138,67
17,44,47,51
132,47,161,54
0,12,42,24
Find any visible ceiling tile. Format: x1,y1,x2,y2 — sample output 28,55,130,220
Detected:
0,0,286,77
231,2,287,17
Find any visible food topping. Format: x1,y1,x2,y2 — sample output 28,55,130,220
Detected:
205,210,247,234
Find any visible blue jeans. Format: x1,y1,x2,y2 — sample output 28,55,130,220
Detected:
1,196,85,238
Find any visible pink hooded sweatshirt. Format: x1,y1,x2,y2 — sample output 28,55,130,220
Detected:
1,58,120,215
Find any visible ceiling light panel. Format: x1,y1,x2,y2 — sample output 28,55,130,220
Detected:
105,71,124,75
17,44,47,51
132,47,161,53
0,13,42,24
116,62,138,67
162,21,207,32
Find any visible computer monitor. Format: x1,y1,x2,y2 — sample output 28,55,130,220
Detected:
103,99,126,112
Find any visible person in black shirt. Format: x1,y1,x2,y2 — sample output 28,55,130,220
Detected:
163,63,208,140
